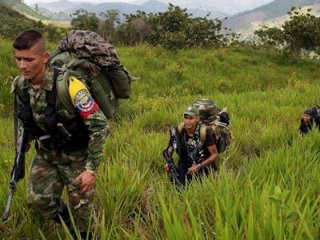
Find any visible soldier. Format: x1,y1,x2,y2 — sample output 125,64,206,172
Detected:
164,105,219,186
11,29,108,238
299,106,320,135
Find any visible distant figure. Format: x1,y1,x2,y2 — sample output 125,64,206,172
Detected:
11,29,108,238
164,105,219,186
299,105,320,135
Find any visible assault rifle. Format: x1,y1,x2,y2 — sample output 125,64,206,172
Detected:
2,129,28,222
162,149,182,187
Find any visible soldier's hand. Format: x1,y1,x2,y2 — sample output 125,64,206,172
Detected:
187,164,202,174
164,164,170,173
75,170,96,193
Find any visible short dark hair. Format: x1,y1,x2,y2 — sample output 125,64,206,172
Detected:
13,29,45,51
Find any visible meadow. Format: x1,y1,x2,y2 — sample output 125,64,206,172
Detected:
0,39,319,239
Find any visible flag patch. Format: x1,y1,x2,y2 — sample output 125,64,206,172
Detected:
74,89,99,118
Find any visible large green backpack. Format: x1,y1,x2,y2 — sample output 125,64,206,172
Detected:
49,30,132,119
179,99,232,153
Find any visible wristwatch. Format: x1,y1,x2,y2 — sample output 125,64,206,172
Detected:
86,169,96,176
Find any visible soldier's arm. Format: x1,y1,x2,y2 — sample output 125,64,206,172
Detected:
188,128,218,174
83,109,108,172
201,128,218,167
68,77,108,172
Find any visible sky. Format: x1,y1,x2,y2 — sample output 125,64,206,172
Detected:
22,0,274,15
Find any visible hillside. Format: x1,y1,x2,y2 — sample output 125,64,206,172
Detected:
1,43,320,239
223,0,320,34
0,3,44,39
0,0,46,20
239,4,320,41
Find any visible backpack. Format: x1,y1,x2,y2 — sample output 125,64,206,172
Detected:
49,30,132,119
179,99,232,153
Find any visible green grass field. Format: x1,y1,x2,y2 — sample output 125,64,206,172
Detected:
0,42,319,239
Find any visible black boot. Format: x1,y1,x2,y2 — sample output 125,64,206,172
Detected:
52,200,71,228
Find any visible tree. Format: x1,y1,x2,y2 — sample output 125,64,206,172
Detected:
283,7,320,54
99,9,120,42
146,4,225,49
254,26,284,49
71,9,99,32
118,11,150,45
254,7,320,57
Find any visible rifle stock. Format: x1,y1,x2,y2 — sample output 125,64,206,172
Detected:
162,149,182,187
2,129,28,222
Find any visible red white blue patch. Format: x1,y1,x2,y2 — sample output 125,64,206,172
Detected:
74,89,99,118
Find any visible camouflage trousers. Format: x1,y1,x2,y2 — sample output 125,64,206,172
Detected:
27,148,96,232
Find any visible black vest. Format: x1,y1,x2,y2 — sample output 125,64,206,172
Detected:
17,71,89,151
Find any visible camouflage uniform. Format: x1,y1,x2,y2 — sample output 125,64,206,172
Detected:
12,66,108,232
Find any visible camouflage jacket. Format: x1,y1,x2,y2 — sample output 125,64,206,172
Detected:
12,66,108,172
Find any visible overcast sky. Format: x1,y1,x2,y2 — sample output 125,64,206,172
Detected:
23,0,274,14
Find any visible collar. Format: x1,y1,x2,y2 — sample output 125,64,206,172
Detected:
27,66,54,91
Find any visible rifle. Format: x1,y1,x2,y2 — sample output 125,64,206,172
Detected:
2,129,28,222
162,149,182,187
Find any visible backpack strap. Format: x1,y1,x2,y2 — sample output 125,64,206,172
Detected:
199,125,207,144
56,67,76,116
177,122,184,134
178,122,207,144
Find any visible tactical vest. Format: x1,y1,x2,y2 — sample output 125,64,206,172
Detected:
16,70,89,151
172,124,206,164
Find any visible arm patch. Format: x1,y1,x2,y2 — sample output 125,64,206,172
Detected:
69,77,99,118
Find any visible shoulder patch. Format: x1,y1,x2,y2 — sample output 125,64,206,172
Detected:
68,76,99,118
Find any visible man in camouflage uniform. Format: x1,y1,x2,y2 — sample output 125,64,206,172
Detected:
12,29,108,238
164,105,219,186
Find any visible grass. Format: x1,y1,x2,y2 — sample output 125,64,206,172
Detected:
0,43,320,239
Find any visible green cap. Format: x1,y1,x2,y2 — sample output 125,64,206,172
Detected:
184,105,199,116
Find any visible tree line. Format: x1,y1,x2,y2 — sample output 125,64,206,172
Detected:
254,7,320,59
70,4,239,50
2,2,320,56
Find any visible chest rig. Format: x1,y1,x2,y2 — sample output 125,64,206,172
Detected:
170,123,205,164
17,69,89,151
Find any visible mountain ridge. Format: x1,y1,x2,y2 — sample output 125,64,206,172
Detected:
223,0,320,32
30,0,229,20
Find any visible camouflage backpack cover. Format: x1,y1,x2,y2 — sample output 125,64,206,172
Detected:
49,30,132,118
194,99,232,153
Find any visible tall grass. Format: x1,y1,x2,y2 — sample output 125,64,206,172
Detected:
0,43,320,239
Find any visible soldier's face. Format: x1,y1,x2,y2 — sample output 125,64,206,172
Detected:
184,115,199,131
303,114,312,122
14,41,49,84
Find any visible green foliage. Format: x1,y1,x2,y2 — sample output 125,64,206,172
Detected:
118,11,150,45
0,0,46,20
68,3,235,49
70,9,100,32
98,9,121,43
0,3,65,41
1,44,320,239
254,7,320,58
146,4,225,49
254,26,285,49
283,7,320,54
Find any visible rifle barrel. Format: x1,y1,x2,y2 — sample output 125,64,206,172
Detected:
2,187,14,222
163,150,182,187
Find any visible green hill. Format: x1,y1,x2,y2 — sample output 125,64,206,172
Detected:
0,43,320,239
0,0,46,20
0,3,45,39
